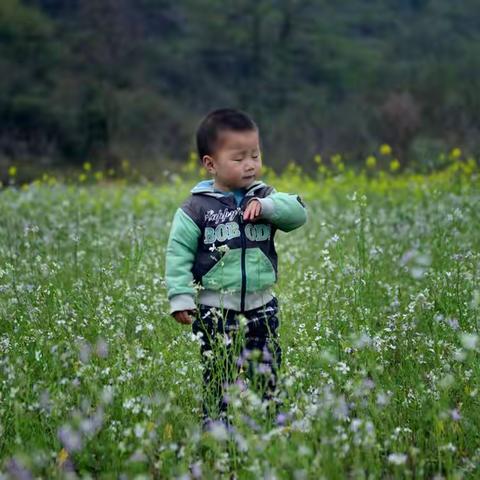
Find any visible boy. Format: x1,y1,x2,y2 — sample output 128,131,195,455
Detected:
165,108,307,429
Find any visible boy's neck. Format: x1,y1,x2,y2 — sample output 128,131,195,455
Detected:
213,180,245,193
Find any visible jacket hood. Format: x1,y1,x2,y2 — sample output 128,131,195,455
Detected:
191,179,267,197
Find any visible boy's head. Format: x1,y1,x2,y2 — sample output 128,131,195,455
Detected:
196,108,262,191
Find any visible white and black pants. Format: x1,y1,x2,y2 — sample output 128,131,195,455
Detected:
191,296,282,422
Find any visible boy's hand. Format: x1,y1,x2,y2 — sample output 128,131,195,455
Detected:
243,199,262,221
173,309,196,325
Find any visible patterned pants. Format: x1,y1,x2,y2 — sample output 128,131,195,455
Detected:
191,296,282,422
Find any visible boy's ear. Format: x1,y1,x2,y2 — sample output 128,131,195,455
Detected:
202,155,215,173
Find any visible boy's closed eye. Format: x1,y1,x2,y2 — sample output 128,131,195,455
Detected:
232,151,260,161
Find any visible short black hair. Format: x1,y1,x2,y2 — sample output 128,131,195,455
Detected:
196,108,258,161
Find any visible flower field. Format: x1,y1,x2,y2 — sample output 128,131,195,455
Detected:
0,158,479,478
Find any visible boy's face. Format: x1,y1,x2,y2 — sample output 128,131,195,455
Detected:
202,129,262,191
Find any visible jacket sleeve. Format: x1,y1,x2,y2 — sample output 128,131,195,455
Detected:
247,187,307,232
165,207,201,314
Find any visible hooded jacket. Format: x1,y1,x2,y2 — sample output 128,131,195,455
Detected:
165,179,307,314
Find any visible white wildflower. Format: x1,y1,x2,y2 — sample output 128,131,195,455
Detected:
460,332,478,350
388,453,407,465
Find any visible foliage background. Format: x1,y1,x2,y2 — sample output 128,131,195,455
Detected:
2,0,480,180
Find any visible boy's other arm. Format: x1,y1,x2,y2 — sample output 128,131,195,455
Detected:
246,188,307,232
165,207,201,315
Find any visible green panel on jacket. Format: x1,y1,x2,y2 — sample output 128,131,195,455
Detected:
202,247,276,292
245,248,276,292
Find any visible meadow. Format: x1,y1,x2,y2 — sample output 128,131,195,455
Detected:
0,153,479,479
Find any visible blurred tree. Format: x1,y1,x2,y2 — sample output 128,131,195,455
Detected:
1,0,480,171
0,0,63,161
378,92,421,166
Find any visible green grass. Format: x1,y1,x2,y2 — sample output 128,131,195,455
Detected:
0,172,479,479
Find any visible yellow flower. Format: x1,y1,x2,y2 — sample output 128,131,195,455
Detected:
379,144,392,156
83,161,92,171
285,161,302,178
8,165,17,177
390,159,400,172
466,157,477,172
314,154,322,164
78,173,87,182
366,155,376,168
57,448,69,467
147,421,156,433
163,423,173,440
182,151,199,174
94,171,104,181
200,165,208,178
331,154,342,165
450,148,462,159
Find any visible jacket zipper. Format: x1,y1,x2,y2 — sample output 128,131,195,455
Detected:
203,190,259,313
238,205,246,312
238,189,260,312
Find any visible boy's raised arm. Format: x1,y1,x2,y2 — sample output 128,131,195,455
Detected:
247,187,307,232
165,208,201,314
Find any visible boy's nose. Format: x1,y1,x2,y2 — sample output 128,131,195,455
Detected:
245,161,256,171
